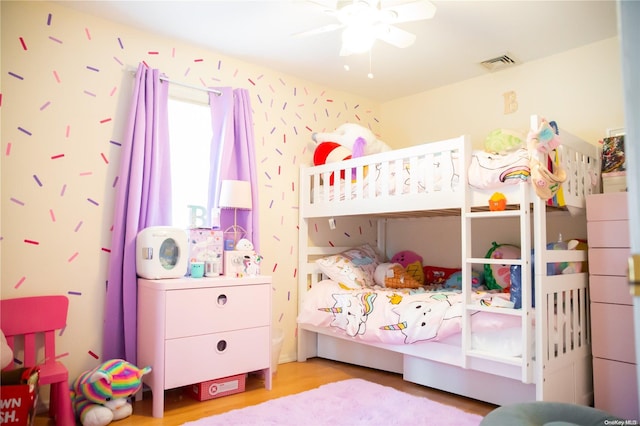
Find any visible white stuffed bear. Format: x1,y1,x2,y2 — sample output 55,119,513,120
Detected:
312,123,391,157
1,330,13,369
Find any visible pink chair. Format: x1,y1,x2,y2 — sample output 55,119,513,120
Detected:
1,295,75,426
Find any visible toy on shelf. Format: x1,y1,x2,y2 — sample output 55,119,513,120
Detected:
489,192,507,211
70,359,151,426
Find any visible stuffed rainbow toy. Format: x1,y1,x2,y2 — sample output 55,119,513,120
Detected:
71,359,151,426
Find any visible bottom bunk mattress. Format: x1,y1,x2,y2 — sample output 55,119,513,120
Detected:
297,279,525,354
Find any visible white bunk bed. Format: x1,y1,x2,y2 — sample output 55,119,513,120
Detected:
297,115,601,407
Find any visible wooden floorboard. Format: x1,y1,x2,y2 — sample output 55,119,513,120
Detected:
35,358,497,425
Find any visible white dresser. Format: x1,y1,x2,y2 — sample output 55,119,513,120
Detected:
137,275,272,418
586,192,638,419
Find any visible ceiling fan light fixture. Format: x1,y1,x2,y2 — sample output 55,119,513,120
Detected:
341,24,376,55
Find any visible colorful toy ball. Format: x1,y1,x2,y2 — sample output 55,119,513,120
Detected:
489,192,507,211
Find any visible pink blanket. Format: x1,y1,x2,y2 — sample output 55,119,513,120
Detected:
297,280,520,345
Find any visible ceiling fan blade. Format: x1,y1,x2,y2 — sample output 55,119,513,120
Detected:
306,0,338,11
381,0,437,24
376,24,416,48
292,23,344,38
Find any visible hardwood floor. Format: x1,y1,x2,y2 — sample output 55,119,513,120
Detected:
36,358,497,425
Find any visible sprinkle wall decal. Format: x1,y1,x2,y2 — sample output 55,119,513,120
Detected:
3,1,382,376
14,277,26,289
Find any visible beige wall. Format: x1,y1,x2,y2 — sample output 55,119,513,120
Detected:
380,37,624,149
0,1,380,379
1,0,625,385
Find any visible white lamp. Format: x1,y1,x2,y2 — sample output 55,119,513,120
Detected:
218,180,252,246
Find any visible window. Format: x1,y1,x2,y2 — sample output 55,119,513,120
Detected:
167,97,213,228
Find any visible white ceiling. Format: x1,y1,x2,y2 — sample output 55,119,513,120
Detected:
58,0,619,102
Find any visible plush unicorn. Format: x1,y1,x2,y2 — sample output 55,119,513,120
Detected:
71,359,151,426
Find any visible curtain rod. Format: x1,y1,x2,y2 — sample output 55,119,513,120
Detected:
128,68,222,96
159,75,222,97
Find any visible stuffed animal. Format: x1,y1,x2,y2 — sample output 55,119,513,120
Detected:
527,118,561,153
71,359,151,426
374,263,422,289
1,329,12,369
312,123,391,157
390,250,424,285
483,242,520,291
484,128,524,155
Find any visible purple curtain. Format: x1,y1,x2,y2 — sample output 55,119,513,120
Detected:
208,88,260,251
103,63,171,364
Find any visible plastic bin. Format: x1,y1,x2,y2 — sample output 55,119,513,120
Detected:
0,367,39,426
271,328,284,373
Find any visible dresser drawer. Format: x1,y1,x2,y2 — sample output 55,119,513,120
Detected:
587,220,630,248
593,357,639,419
591,302,636,363
590,275,633,305
165,284,270,339
587,193,629,221
588,248,631,276
165,326,270,389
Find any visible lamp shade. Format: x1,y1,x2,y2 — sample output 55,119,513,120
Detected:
219,180,252,210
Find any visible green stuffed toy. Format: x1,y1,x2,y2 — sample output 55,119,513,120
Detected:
70,359,151,426
484,128,524,155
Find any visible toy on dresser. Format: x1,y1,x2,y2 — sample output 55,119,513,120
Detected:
224,238,262,277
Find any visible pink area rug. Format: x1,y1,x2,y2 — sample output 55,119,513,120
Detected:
182,378,483,426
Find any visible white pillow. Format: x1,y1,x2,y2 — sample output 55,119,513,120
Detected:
315,244,381,289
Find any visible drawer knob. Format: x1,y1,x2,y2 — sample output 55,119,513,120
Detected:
630,254,640,296
217,340,227,352
217,294,228,306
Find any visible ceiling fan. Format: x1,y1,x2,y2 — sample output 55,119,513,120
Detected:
296,0,437,56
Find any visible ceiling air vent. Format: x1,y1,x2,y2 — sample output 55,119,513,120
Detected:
480,53,520,71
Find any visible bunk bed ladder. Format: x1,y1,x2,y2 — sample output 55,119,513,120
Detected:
461,181,534,383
